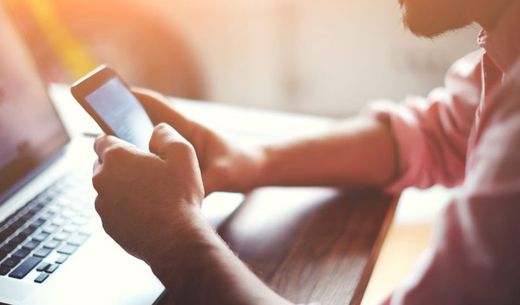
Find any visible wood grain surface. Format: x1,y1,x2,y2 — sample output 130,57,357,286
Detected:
158,187,397,305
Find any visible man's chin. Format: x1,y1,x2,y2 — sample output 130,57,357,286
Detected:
403,14,450,38
401,4,470,38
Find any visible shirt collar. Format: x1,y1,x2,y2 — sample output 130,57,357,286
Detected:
478,1,520,73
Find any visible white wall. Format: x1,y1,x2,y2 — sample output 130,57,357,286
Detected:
142,0,480,117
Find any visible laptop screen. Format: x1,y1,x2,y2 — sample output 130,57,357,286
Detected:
0,5,69,201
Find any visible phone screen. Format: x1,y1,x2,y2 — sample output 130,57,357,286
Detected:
84,77,154,150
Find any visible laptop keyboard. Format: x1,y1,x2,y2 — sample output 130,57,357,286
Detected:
0,173,97,283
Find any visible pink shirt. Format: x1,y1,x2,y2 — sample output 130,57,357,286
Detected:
367,2,520,304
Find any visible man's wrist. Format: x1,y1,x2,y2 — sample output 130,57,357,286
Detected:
145,202,293,305
146,205,217,288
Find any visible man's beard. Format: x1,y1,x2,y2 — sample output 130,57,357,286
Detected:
400,0,472,38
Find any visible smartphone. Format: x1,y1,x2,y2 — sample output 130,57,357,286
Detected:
71,65,154,151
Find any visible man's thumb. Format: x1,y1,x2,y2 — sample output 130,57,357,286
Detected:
149,123,194,160
133,88,197,140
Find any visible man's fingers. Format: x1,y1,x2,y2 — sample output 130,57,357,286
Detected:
132,88,198,140
93,135,135,163
149,123,194,160
94,135,117,163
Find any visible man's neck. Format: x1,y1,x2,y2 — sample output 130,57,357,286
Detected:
474,0,514,31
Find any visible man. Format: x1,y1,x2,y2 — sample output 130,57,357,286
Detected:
91,0,520,304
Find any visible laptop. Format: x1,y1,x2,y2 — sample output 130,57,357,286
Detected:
0,5,167,305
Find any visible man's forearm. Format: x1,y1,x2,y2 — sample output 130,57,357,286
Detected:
148,207,291,305
256,116,397,188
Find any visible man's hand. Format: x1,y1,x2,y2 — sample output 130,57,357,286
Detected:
92,123,205,263
92,123,292,305
133,88,265,194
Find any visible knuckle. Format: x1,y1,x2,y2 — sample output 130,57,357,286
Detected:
94,196,105,216
103,145,126,163
164,140,194,156
91,173,103,192
93,136,105,150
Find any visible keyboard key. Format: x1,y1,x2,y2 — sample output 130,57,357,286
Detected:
62,210,76,219
29,203,45,214
52,232,69,241
22,240,40,250
34,272,49,283
72,216,88,226
45,263,59,273
57,244,77,255
33,232,50,242
47,204,61,213
52,217,66,226
62,224,78,233
0,250,7,261
2,241,18,253
19,211,35,222
1,256,21,268
55,198,68,207
0,229,11,243
36,262,50,272
43,240,60,249
12,248,31,259
10,220,25,232
0,265,9,275
67,233,89,246
9,256,41,279
1,225,17,240
10,232,29,244
33,247,52,258
0,224,16,242
47,211,61,220
21,225,37,236
27,223,40,232
30,218,46,228
0,218,8,227
38,213,53,222
42,224,59,234
79,225,97,235
55,254,69,264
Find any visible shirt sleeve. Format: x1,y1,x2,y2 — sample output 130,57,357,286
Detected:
365,51,483,192
381,59,520,305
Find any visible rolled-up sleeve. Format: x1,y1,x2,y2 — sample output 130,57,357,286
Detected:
382,60,520,305
366,51,483,192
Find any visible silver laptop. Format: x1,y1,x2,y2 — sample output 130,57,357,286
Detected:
0,5,166,305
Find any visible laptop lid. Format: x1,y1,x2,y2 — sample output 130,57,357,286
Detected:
0,3,70,203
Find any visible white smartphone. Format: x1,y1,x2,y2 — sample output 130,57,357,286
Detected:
71,65,154,151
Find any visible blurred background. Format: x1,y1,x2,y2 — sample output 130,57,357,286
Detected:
5,0,480,117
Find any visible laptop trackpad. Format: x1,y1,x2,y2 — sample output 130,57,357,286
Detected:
0,276,33,304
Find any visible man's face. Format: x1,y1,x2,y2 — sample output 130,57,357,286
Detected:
400,0,472,37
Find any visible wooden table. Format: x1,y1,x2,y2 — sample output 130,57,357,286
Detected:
224,188,396,305
157,188,396,305
51,85,397,305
